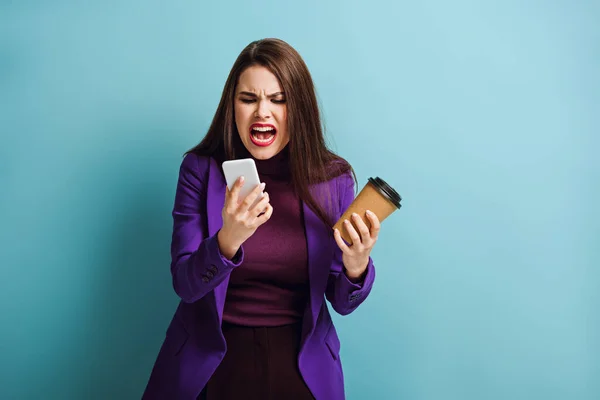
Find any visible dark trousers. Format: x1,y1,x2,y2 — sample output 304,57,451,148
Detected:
198,322,315,400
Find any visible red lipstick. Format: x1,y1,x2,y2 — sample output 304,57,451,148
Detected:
249,123,277,147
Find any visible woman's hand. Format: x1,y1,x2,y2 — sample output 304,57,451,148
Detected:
217,176,273,259
333,210,380,282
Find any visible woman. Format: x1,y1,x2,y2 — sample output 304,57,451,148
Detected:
143,38,380,400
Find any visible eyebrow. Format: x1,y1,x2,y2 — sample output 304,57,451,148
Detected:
238,91,285,98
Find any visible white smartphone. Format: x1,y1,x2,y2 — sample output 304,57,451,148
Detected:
222,158,264,209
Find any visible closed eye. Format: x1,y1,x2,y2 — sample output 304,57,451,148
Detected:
240,98,286,104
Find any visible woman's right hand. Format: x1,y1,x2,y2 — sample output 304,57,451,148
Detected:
217,176,273,259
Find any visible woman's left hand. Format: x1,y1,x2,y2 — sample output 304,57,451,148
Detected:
333,210,380,282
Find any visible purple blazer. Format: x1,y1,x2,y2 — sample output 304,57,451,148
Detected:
142,153,376,400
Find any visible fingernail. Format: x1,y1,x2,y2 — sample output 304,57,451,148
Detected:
366,210,373,215
352,213,359,218
240,176,245,182
260,182,266,189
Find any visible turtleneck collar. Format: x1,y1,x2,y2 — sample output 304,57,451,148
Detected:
237,144,291,180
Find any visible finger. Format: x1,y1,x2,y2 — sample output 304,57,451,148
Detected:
344,219,362,246
366,210,381,239
229,176,245,205
224,185,235,213
239,182,266,212
250,192,270,218
255,203,273,226
333,228,351,253
248,192,270,222
352,213,371,243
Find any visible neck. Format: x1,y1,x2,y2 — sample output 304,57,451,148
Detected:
238,145,291,179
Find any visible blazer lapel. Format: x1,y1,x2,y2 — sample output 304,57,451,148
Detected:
301,181,336,335
206,157,230,324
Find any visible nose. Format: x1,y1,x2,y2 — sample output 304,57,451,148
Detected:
255,100,271,119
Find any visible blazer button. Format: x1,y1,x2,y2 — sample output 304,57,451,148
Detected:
202,276,209,283
206,271,214,278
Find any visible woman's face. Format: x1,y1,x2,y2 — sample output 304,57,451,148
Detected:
234,65,289,160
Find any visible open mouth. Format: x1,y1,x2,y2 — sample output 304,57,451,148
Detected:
250,124,277,147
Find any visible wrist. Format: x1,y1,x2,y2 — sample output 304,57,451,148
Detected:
217,229,241,260
344,258,369,283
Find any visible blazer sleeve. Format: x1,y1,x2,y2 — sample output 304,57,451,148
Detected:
325,171,376,315
170,153,244,303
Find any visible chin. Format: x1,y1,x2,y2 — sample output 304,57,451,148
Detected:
243,139,287,160
248,147,280,160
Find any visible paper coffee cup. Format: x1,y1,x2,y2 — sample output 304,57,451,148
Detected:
333,177,401,245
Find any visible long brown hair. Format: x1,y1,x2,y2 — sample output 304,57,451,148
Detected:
186,38,356,227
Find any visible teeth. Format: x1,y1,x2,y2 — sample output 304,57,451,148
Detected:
252,126,275,132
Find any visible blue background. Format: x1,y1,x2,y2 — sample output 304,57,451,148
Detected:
1,1,598,399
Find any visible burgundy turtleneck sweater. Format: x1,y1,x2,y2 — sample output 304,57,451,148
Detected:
222,145,310,327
